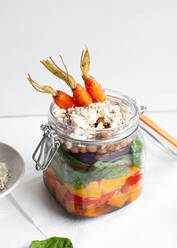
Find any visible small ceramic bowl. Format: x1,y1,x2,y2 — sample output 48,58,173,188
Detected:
0,142,25,198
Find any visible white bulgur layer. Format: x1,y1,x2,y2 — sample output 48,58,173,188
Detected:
52,100,133,140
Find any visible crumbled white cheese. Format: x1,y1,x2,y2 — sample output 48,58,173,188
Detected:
0,162,9,191
52,100,133,140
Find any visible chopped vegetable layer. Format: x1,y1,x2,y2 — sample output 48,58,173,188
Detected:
43,137,143,217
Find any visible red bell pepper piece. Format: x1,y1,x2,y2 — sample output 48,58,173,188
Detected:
65,190,100,206
126,172,142,186
122,171,142,193
100,190,117,204
65,188,119,207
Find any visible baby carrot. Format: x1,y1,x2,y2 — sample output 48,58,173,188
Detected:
54,90,75,109
80,47,106,103
40,57,92,107
72,83,93,107
27,74,74,109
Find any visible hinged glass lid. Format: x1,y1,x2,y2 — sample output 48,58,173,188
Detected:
139,111,177,160
32,93,177,172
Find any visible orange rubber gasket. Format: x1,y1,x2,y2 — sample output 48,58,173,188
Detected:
139,114,177,148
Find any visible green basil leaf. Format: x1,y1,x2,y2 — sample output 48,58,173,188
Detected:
130,138,143,153
89,154,132,170
130,138,143,168
29,237,73,248
132,153,142,168
51,151,90,189
104,166,130,179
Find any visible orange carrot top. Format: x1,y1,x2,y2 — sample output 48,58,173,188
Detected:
41,57,92,107
80,47,106,103
27,74,74,110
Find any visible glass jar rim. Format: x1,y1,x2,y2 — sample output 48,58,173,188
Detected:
48,89,140,144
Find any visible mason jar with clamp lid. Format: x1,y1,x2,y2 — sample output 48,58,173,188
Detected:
32,89,177,217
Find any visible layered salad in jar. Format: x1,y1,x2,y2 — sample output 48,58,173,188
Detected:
28,47,144,217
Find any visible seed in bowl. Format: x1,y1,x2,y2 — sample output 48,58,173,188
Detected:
0,162,9,191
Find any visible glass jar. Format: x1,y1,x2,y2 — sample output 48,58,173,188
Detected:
34,89,145,217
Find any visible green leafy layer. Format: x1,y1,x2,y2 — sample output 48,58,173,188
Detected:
49,137,143,189
130,138,143,168
51,150,131,189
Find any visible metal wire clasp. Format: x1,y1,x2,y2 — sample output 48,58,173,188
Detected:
32,124,60,171
139,105,147,115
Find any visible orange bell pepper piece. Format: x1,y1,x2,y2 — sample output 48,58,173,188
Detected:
108,190,128,208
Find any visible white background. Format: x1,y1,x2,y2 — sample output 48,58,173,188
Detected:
0,1,177,248
0,0,177,116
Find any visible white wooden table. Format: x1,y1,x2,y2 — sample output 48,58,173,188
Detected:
0,111,177,248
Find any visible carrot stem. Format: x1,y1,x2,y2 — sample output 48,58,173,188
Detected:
27,74,74,109
27,74,57,96
41,58,77,89
80,45,90,81
41,56,92,106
